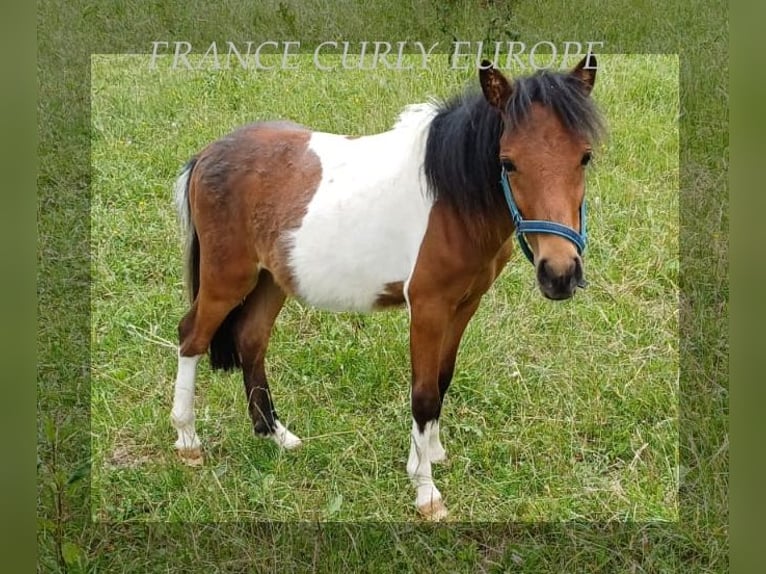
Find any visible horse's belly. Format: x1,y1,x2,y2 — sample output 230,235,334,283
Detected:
286,184,432,313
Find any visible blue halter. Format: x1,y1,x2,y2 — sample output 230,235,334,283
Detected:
499,165,587,265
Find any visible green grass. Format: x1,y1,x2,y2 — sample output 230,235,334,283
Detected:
38,0,728,571
90,53,679,523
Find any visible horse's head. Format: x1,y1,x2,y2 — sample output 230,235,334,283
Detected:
479,56,602,300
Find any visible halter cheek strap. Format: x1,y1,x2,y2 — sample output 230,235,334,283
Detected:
500,166,588,265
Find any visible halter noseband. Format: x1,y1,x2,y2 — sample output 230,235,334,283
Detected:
499,165,588,265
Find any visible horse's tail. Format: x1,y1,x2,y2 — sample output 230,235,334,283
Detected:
173,157,242,372
174,157,200,304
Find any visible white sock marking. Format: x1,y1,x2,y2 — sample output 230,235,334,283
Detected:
170,353,202,451
429,419,446,463
271,420,302,450
406,419,443,508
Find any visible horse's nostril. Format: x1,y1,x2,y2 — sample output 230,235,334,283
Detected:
536,259,550,285
573,257,587,288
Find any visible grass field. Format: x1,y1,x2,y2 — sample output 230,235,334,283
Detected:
90,53,678,523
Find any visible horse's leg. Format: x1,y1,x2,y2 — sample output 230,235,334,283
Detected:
429,297,483,464
171,305,204,465
405,297,452,520
234,270,301,449
171,269,257,465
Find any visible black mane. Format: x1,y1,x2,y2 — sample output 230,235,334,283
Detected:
423,69,605,216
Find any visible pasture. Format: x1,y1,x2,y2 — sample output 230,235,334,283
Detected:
91,53,678,522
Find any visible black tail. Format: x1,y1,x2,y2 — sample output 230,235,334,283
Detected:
175,157,242,372
209,307,243,371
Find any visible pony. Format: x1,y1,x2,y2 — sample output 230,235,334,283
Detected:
169,56,604,520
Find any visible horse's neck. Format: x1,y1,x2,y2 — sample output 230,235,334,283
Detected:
437,204,515,265
474,210,515,260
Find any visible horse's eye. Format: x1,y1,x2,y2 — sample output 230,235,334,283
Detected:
581,152,592,166
501,159,516,172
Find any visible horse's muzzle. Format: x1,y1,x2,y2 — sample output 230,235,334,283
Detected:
536,256,585,300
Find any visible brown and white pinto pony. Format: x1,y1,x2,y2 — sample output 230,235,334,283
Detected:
170,56,604,520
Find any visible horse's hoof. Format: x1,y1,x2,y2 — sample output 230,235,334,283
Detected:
418,498,449,521
177,447,204,466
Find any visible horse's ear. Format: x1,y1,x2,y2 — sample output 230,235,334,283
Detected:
571,54,597,95
479,60,513,111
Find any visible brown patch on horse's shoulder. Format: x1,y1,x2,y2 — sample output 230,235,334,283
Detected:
407,202,515,305
374,281,406,309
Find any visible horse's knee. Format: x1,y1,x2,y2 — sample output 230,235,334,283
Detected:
177,308,210,357
234,328,266,364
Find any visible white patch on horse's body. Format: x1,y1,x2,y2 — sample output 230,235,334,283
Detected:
170,353,203,463
287,103,437,312
270,420,302,449
406,419,448,519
